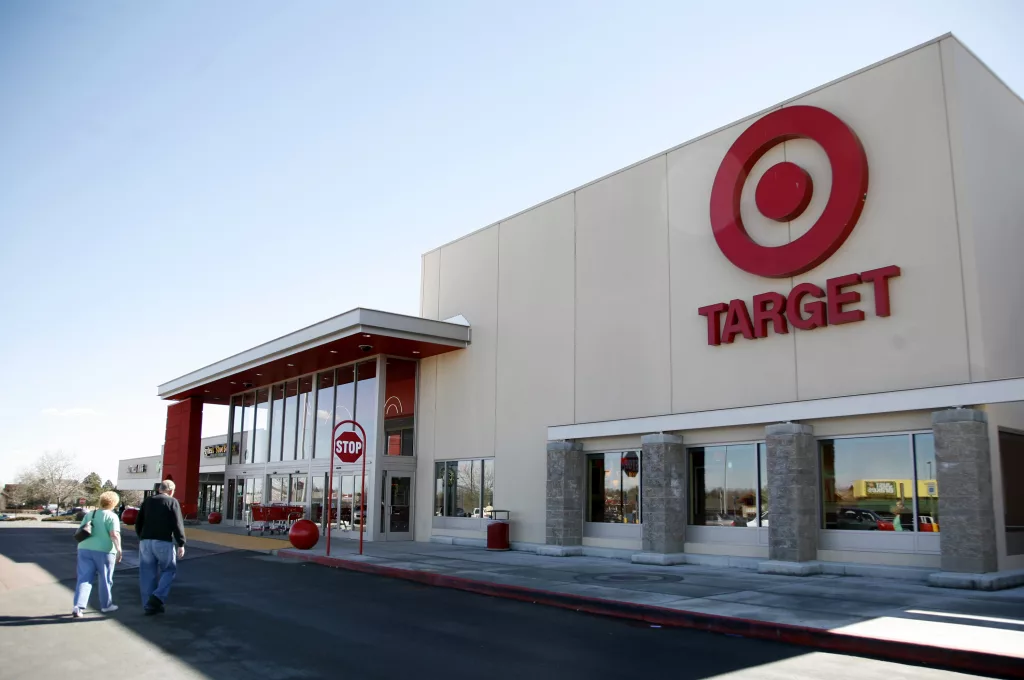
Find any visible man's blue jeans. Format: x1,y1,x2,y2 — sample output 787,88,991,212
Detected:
139,539,177,605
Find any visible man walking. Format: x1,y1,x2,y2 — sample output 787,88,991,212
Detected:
135,479,186,615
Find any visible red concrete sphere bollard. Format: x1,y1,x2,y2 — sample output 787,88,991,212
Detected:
289,519,320,550
208,511,222,525
122,507,139,526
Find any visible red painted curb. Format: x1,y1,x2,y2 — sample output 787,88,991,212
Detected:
278,550,1024,678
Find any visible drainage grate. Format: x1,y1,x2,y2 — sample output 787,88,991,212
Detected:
575,573,683,584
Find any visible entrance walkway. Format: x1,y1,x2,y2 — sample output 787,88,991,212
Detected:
275,540,1024,677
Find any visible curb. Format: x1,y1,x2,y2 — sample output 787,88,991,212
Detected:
278,549,1024,679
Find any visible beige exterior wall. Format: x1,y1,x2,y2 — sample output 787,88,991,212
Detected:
417,37,1022,550
942,39,1024,383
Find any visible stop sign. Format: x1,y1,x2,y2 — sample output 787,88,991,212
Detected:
333,425,365,463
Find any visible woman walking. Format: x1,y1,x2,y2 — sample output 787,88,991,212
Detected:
72,490,123,618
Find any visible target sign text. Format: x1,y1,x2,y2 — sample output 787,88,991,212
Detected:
699,106,903,345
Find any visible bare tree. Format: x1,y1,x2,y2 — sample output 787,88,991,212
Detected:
18,451,83,509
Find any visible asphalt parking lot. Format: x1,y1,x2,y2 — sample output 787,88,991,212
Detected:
0,525,991,680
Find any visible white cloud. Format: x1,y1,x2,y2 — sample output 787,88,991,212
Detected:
41,407,100,417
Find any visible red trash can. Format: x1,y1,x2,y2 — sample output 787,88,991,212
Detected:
486,510,510,551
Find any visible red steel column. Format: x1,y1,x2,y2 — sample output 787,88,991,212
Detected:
162,397,203,517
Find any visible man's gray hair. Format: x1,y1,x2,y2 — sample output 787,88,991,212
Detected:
159,479,176,494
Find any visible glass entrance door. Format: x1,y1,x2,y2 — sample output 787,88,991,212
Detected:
383,472,413,540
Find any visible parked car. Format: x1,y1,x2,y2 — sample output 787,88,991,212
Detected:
836,508,894,531
705,513,745,527
747,512,769,527
918,515,939,532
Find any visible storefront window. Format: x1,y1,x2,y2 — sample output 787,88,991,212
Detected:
242,392,255,464
434,463,445,516
355,361,377,460
269,476,288,503
820,435,920,531
335,365,355,426
689,444,759,527
282,381,298,461
434,459,495,518
290,474,307,507
297,377,315,460
254,388,270,464
914,433,939,532
758,443,768,526
385,359,416,456
483,459,494,511
456,460,480,517
314,371,335,459
311,474,326,526
340,475,354,529
229,397,242,465
269,384,285,462
587,451,641,524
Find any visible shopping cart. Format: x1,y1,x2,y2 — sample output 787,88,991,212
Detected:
247,504,271,535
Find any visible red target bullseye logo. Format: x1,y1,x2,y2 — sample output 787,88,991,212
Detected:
709,106,869,278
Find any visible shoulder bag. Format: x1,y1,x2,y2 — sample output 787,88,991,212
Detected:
74,510,97,544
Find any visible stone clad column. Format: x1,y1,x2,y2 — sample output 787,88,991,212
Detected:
932,408,997,574
639,434,687,558
543,440,584,556
760,422,819,575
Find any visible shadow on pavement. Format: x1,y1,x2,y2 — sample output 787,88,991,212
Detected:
0,614,104,627
1,526,985,680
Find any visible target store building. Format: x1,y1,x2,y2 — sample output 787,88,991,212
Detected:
158,35,1024,585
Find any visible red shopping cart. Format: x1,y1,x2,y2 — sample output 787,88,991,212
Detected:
247,504,271,535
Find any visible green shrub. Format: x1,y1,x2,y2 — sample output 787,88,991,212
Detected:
0,516,37,522
41,516,78,522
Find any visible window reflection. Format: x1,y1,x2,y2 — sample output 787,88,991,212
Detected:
269,385,284,461
355,361,377,460
690,445,757,527
254,389,270,464
821,435,916,531
315,371,335,459
914,433,939,532
229,397,243,465
269,476,288,503
434,459,495,518
758,443,768,527
297,377,315,460
587,451,641,524
242,392,255,464
384,359,416,456
282,381,298,461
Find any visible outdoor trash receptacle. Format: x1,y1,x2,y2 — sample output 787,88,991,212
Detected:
486,510,510,551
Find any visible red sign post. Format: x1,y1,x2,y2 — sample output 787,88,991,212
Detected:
327,420,367,556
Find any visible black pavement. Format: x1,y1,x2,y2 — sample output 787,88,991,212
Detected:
0,525,989,679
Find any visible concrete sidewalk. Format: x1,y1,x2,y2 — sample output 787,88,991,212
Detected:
274,539,1024,677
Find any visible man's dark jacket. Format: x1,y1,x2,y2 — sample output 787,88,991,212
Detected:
135,493,186,547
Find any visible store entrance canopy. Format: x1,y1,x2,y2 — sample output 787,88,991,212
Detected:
157,308,470,403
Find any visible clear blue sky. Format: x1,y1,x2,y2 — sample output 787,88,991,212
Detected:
1,1,1022,486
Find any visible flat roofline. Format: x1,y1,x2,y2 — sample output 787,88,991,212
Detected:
158,307,470,399
423,33,967,256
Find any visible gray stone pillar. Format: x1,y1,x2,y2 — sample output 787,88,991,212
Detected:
761,422,819,575
933,408,997,574
639,433,687,556
543,440,584,556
